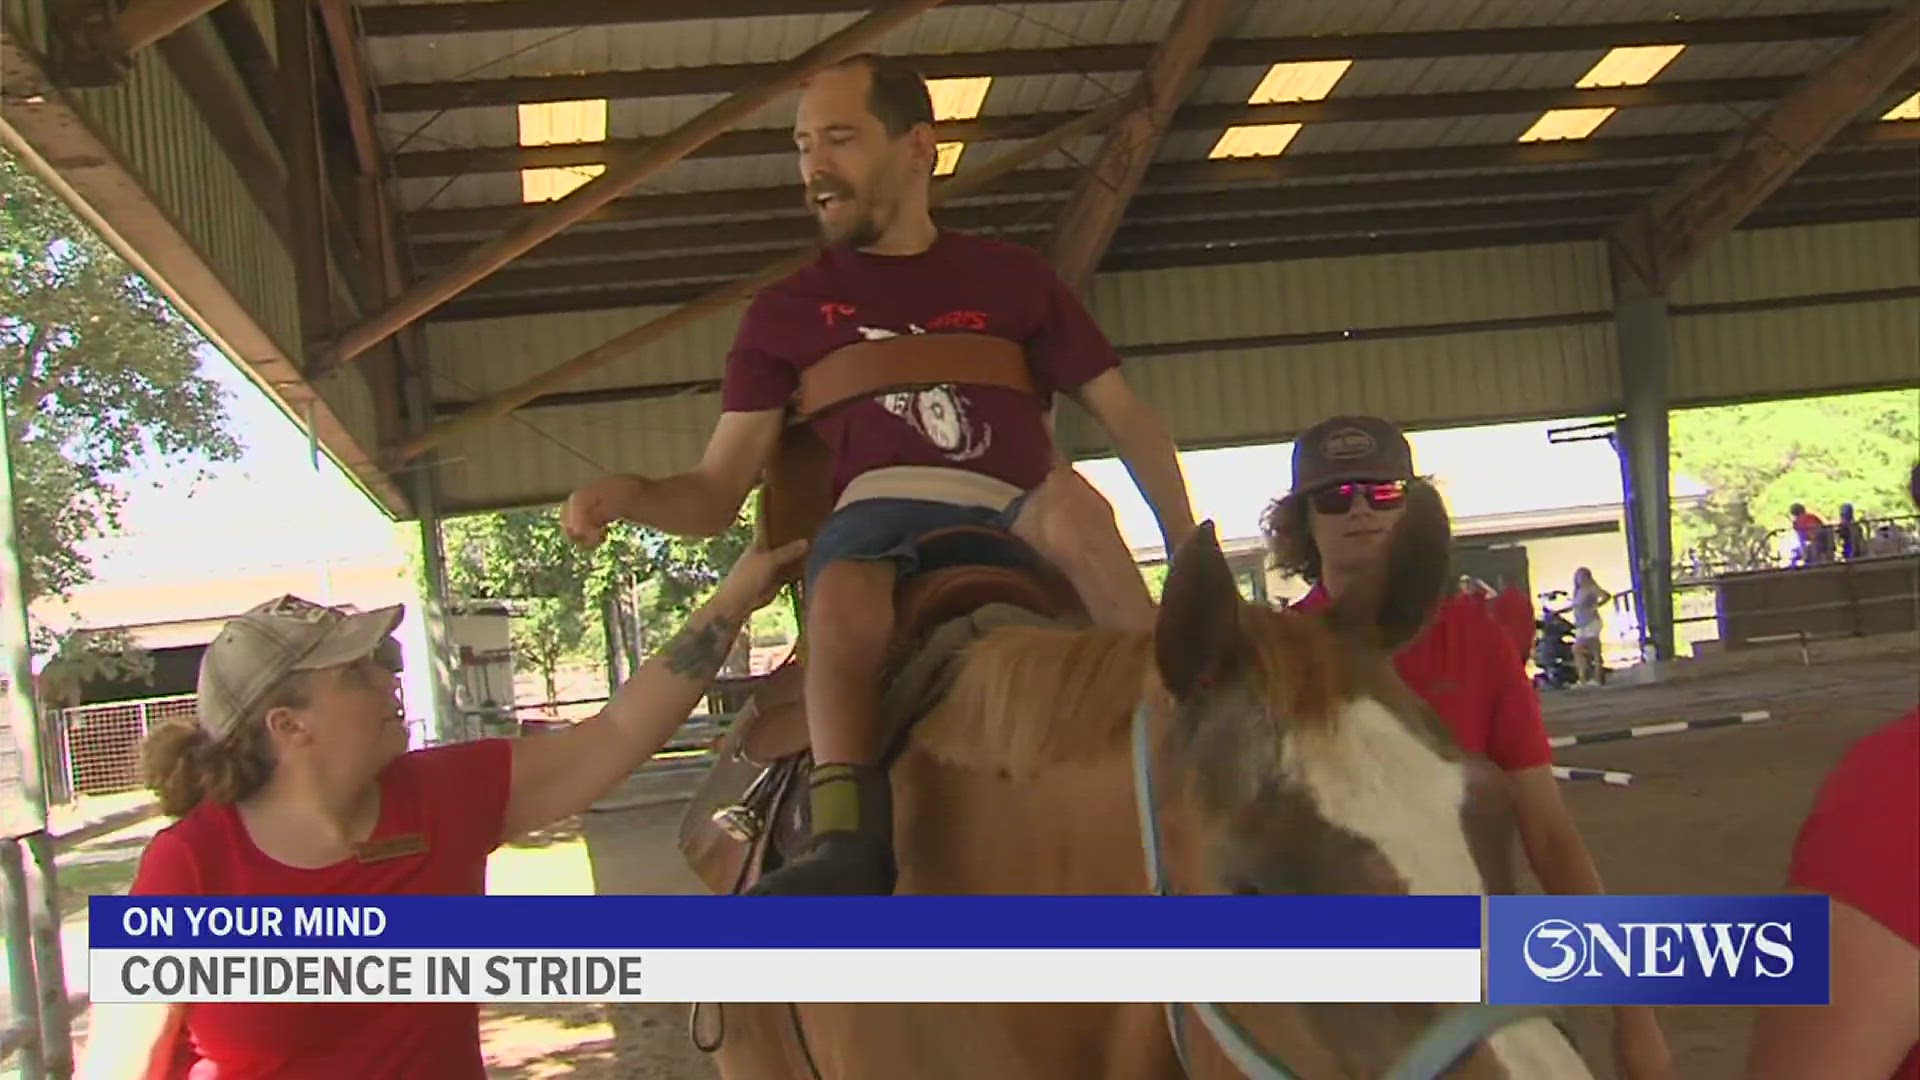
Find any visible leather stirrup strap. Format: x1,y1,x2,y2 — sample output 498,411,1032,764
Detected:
796,333,1034,419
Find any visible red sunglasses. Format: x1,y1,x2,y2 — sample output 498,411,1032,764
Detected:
1309,479,1409,515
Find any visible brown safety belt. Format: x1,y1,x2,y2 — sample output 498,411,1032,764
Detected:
794,332,1035,420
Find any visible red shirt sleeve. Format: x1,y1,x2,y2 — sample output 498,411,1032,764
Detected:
408,738,515,861
1787,709,1920,947
1022,253,1121,396
720,293,798,413
1481,631,1553,772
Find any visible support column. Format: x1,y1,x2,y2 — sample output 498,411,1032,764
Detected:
276,2,333,367
0,379,70,1077
400,356,460,744
1610,257,1678,662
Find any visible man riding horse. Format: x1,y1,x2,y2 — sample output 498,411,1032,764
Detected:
561,53,1195,896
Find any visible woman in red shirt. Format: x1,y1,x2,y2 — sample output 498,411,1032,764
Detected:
1267,414,1673,1080
77,539,805,1080
1745,464,1920,1080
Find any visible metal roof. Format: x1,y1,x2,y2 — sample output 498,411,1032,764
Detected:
331,0,1916,330
147,0,1907,515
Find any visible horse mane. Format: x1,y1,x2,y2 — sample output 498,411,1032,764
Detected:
913,607,1353,772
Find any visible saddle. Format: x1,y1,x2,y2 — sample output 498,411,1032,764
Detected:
677,332,1092,896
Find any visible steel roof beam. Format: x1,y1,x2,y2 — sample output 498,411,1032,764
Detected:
1046,0,1242,291
1611,1,1920,296
375,12,1883,112
389,75,1806,179
316,0,952,373
426,204,1913,323
438,183,1916,299
406,166,1915,271
402,134,1919,238
113,0,234,54
360,0,1082,36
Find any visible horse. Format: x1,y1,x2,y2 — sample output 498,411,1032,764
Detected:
695,480,1595,1079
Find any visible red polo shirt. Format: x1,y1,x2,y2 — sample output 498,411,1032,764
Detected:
1290,585,1552,772
129,738,514,1080
1786,707,1920,1080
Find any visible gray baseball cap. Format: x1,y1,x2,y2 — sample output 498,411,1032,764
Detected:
196,595,403,739
1289,415,1416,495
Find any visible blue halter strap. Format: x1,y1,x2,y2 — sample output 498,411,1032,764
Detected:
1128,701,1554,1080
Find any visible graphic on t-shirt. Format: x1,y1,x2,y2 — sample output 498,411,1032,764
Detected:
856,324,993,461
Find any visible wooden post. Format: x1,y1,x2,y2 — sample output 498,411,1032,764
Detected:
321,0,952,372
1611,1,1920,293
111,0,235,54
276,0,333,366
1046,0,1241,291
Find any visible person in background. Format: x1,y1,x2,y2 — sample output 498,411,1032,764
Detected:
1568,566,1613,686
1836,502,1865,561
76,538,806,1080
1263,414,1673,1080
1789,502,1830,566
1744,465,1920,1080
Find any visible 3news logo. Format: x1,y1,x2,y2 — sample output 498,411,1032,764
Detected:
1486,895,1831,1006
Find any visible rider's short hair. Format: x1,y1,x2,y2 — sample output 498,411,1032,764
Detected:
832,53,935,138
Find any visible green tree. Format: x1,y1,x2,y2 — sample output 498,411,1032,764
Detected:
437,501,761,705
1669,389,1920,567
1,149,239,676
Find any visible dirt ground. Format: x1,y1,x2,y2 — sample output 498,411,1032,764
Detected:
481,647,1920,1079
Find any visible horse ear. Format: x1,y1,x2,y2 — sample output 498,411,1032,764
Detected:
1155,521,1253,696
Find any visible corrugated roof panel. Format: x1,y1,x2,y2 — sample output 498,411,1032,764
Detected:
1099,320,1620,455
431,395,725,511
1671,298,1920,405
983,71,1145,115
1332,52,1600,97
1589,100,1757,138
1661,37,1855,80
1088,239,1610,347
393,171,524,212
381,103,516,157
1673,218,1920,305
425,298,751,400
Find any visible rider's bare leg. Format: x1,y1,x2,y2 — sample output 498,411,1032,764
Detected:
747,558,899,896
1010,465,1157,633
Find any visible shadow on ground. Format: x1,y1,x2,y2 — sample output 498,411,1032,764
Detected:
481,997,715,1078
567,803,718,1080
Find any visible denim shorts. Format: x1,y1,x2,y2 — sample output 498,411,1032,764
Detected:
803,495,1037,594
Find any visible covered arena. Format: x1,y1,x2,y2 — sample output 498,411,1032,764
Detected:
1,0,1917,1076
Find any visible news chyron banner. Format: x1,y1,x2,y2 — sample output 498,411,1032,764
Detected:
88,894,1832,1006
88,896,1483,1004
1486,895,1830,1006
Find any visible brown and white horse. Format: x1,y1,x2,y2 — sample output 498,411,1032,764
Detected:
708,481,1595,1079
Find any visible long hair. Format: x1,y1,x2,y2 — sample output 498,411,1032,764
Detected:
1261,492,1319,583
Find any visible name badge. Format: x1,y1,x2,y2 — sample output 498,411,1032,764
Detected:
353,833,429,863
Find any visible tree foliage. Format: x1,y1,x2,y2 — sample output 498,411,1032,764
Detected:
437,503,761,703
1669,389,1920,567
1,149,239,667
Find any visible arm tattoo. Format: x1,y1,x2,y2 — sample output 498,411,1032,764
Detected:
663,613,742,679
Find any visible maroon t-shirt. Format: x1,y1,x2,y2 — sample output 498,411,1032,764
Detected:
721,230,1121,499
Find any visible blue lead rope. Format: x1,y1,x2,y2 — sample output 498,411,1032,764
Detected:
1127,702,1555,1080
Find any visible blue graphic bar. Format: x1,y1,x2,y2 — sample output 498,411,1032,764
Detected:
91,895,1481,950
1487,894,1830,1006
